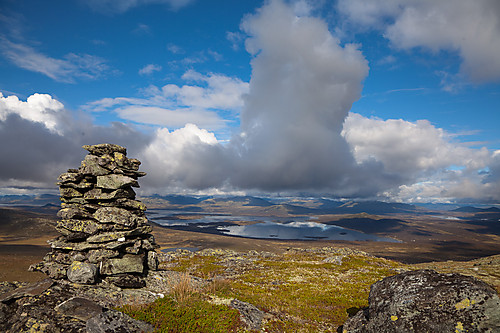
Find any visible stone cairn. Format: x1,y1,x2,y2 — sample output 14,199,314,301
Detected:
31,144,158,288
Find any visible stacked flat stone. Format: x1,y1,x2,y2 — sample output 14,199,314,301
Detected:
31,144,158,288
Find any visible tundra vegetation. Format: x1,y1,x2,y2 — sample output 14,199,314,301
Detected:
119,247,407,332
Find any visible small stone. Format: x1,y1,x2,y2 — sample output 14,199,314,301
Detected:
59,187,83,198
57,207,93,220
58,178,94,189
67,261,98,284
147,251,159,271
124,240,142,254
60,197,88,205
57,172,83,184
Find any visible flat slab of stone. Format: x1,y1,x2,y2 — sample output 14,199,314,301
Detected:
96,174,138,189
86,226,152,243
49,238,100,251
56,219,108,235
0,278,54,303
55,297,103,321
83,143,127,156
84,188,135,200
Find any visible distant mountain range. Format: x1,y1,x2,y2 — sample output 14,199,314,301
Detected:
0,194,60,206
451,206,500,213
1,194,498,216
144,195,420,215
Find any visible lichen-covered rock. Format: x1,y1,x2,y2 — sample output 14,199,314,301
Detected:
59,187,83,198
67,261,98,284
54,297,103,321
100,254,145,275
57,171,83,184
57,207,94,220
93,206,145,227
56,219,108,236
80,155,111,176
230,299,264,330
96,174,138,189
83,143,127,156
342,269,500,332
83,187,136,200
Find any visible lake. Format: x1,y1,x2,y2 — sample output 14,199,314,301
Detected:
148,209,400,242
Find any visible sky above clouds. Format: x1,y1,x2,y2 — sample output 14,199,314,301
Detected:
0,0,499,204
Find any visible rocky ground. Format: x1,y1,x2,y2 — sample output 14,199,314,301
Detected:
1,246,500,332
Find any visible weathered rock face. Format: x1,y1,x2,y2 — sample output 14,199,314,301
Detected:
30,143,158,287
342,269,500,332
0,279,157,332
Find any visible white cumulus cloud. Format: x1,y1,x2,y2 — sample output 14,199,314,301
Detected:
0,93,151,189
338,0,500,83
139,124,230,190
0,93,65,134
86,70,248,130
343,112,498,202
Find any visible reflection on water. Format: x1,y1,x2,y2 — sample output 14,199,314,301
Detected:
148,209,400,242
431,215,461,220
218,221,399,242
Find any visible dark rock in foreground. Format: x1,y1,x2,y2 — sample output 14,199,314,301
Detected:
342,269,500,332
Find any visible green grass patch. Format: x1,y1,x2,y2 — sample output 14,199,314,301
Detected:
118,294,241,333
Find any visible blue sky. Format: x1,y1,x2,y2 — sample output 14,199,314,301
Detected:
1,0,499,204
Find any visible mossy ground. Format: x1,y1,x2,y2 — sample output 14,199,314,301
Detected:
118,294,241,333
121,247,408,332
